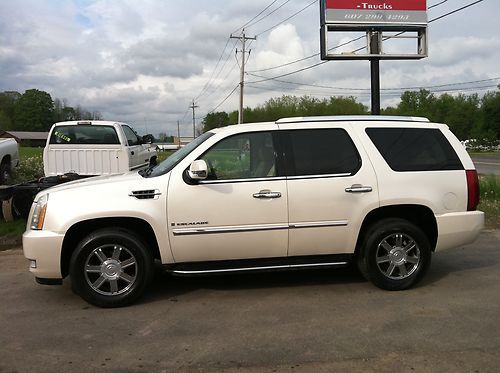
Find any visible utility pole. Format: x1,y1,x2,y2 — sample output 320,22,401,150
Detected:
189,99,198,138
230,29,256,124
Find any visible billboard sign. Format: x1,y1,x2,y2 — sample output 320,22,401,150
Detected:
321,0,427,26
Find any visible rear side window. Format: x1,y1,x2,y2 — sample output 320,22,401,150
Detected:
366,128,463,171
287,129,361,176
49,125,120,145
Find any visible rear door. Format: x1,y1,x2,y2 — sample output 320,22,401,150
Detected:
282,124,379,256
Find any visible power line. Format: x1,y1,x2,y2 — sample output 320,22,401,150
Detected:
250,77,500,92
248,35,364,73
198,41,239,101
195,38,230,101
232,0,280,34
247,82,499,98
207,85,240,114
429,0,483,23
428,0,449,10
256,0,317,36
246,0,294,30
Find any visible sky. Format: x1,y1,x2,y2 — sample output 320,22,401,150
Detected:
0,0,499,136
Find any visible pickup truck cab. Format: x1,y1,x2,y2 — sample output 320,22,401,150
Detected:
0,138,19,184
43,120,157,176
23,116,484,307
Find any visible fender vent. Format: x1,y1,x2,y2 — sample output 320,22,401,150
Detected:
129,189,161,200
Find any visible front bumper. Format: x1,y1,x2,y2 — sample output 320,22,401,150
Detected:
23,230,65,279
435,211,484,251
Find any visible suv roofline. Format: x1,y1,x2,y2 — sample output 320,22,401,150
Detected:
276,115,430,124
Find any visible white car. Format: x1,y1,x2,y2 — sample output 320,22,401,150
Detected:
0,138,19,184
23,116,484,307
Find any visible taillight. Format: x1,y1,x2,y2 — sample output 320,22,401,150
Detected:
466,170,480,211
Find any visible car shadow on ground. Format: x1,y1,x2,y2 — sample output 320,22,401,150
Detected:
139,239,500,305
422,243,500,285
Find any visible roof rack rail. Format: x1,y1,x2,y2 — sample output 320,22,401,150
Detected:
276,115,430,124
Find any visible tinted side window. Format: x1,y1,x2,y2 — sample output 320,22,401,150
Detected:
201,132,276,180
366,128,463,171
49,125,120,144
288,129,361,176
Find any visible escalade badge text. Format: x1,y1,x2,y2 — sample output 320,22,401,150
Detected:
171,221,209,227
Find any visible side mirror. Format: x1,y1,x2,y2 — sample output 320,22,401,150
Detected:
188,160,208,180
142,134,154,144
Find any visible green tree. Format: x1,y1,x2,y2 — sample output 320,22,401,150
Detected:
14,89,54,131
480,89,500,139
0,91,21,130
397,89,436,117
202,111,231,132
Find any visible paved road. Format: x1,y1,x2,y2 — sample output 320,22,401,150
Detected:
471,155,500,175
1,231,500,372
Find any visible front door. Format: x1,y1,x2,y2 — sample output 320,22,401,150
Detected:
167,130,288,263
121,125,143,169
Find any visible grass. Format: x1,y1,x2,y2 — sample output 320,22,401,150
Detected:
469,152,500,158
156,150,174,163
0,219,26,237
479,174,500,229
19,147,44,158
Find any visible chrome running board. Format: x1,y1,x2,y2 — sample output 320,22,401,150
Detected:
169,261,349,275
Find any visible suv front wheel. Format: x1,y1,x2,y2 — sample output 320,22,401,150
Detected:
70,229,154,307
358,218,431,290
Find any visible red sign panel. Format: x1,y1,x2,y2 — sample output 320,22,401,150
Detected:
326,0,427,11
322,0,427,26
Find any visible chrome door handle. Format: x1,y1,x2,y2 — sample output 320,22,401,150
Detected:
345,184,373,193
253,190,282,199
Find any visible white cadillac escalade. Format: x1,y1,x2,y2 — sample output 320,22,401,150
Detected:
23,116,484,307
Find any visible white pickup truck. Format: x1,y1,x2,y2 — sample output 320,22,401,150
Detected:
0,138,19,185
44,120,157,176
1,121,157,220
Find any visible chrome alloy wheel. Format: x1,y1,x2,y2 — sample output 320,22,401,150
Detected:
375,233,421,280
84,244,137,296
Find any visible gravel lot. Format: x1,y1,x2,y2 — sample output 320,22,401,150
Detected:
1,231,499,372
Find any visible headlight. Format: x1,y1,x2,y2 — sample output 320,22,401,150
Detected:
30,194,49,230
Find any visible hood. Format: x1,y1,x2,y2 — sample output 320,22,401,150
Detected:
44,171,143,194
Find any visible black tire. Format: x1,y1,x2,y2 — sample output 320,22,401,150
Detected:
149,156,157,167
0,161,10,185
69,229,154,307
358,218,431,291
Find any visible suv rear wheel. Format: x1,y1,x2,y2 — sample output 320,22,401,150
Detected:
358,218,431,290
70,229,154,307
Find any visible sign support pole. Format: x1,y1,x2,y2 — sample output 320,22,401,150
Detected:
370,58,381,115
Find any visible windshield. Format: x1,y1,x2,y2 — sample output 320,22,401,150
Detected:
143,132,214,177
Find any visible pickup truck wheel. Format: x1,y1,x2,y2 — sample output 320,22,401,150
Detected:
359,218,431,291
0,162,10,184
70,229,154,307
